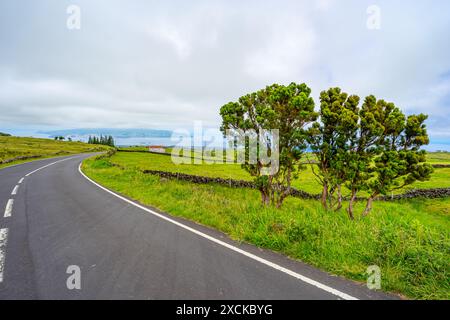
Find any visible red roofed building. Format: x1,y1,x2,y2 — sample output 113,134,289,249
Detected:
149,145,166,153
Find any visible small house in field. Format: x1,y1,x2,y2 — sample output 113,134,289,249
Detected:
149,145,166,153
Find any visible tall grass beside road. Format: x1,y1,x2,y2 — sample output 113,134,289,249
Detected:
82,155,450,299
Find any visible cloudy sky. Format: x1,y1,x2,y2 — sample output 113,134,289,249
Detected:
1,0,450,140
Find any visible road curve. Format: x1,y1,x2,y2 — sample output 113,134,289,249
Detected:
0,154,397,300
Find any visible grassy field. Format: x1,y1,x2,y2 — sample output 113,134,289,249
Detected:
82,155,449,299
426,152,450,164
0,136,112,168
103,151,450,195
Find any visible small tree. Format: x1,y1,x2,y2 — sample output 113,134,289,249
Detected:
344,95,385,219
363,112,433,215
220,90,273,205
220,82,317,207
109,135,115,147
308,87,360,210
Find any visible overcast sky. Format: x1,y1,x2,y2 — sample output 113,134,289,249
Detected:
1,0,449,139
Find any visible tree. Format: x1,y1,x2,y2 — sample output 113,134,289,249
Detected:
107,135,115,147
309,93,432,219
109,135,113,146
344,95,385,219
308,88,360,211
87,134,115,147
363,111,433,216
220,82,317,207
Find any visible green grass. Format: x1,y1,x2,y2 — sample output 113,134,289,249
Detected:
426,152,450,165
83,155,450,299
105,151,450,195
117,146,150,152
0,136,112,168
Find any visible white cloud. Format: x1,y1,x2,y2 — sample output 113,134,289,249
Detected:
315,0,335,11
244,17,316,79
0,0,449,141
147,23,192,60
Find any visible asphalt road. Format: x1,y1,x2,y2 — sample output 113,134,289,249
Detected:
0,154,397,300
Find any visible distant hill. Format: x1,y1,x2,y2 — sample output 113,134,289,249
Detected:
0,132,11,136
39,128,173,138
0,135,111,167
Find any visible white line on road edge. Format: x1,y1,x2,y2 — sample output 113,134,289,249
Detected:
18,178,24,184
0,228,8,283
4,199,14,218
78,163,358,300
11,185,19,195
25,157,77,177
0,154,87,172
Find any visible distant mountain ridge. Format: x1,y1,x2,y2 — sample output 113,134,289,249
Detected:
40,128,173,138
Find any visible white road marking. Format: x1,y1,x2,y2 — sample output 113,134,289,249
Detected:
4,199,14,218
78,163,358,300
0,154,86,172
0,228,8,283
18,178,24,184
25,157,77,177
11,185,19,195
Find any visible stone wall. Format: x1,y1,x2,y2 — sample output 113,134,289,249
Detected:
432,164,450,168
378,188,450,200
142,169,450,201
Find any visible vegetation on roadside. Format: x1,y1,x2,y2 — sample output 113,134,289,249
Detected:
220,83,317,207
101,151,450,195
82,155,450,299
0,136,112,168
220,84,432,217
81,83,448,300
309,89,432,218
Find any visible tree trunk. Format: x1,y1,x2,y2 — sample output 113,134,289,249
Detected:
276,169,292,209
276,188,290,208
260,190,269,206
335,184,343,211
347,190,356,220
362,194,376,217
276,198,282,209
321,183,328,210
